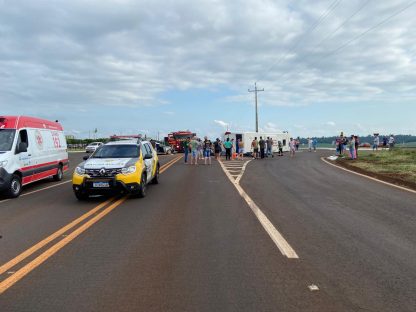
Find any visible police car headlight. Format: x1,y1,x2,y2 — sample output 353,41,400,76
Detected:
75,166,85,175
0,160,7,168
122,165,136,174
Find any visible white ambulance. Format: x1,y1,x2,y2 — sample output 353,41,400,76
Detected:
223,131,291,153
0,116,69,198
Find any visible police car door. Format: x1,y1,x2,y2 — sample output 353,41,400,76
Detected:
143,143,153,183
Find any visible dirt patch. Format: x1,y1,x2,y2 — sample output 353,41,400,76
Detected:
335,158,416,191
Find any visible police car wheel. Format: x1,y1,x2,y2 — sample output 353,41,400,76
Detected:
8,174,22,198
137,173,147,198
74,191,88,201
53,165,63,181
152,164,159,184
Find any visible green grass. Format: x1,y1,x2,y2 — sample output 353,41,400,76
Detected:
345,149,416,184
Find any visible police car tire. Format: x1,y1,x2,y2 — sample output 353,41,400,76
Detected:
74,191,88,200
8,174,22,198
53,165,63,181
151,164,160,184
137,173,147,198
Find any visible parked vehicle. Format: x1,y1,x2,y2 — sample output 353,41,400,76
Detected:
0,116,69,198
155,142,172,155
72,140,159,200
222,131,291,154
165,131,195,152
85,142,103,153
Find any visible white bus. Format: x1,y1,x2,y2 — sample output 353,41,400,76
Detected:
222,131,291,154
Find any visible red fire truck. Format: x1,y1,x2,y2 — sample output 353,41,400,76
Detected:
165,131,195,152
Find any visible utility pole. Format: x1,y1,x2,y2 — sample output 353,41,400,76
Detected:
248,82,264,132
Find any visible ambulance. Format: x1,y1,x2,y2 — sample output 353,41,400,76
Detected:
0,116,69,198
223,131,291,153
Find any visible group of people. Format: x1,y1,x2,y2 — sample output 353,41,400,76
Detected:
373,134,395,151
181,136,288,164
335,133,360,159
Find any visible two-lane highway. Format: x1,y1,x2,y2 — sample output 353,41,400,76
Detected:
0,151,415,311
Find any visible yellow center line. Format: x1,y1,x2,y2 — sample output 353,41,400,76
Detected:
0,197,115,276
0,197,127,295
0,155,182,295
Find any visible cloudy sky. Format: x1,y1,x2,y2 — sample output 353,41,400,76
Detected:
1,0,415,139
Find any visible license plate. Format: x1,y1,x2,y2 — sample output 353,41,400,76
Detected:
93,182,109,188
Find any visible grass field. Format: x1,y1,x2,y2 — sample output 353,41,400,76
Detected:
338,149,416,185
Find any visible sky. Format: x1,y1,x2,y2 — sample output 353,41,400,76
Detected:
0,0,415,139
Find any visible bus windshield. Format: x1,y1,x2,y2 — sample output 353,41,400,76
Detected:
0,129,16,152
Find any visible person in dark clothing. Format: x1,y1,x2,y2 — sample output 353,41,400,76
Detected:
223,138,233,161
214,138,222,160
259,136,265,159
278,141,283,156
354,135,359,158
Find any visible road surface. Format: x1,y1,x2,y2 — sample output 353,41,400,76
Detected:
0,151,415,311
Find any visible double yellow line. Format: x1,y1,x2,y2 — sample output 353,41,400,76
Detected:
0,155,182,295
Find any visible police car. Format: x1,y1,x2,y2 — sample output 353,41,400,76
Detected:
72,140,159,200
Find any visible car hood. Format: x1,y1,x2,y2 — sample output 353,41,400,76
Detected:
84,158,132,169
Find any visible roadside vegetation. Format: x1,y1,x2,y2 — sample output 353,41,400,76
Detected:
337,149,416,189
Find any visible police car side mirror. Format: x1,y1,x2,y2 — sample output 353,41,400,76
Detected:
144,154,153,160
83,155,89,160
17,142,27,153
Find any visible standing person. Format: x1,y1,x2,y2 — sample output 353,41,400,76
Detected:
259,136,265,159
183,137,190,164
388,134,395,150
348,135,356,160
295,137,300,151
267,137,274,157
373,134,380,151
223,138,233,161
312,138,317,152
203,136,212,165
289,138,296,157
308,137,312,152
278,141,283,156
197,138,203,160
238,139,244,160
383,136,388,149
354,135,359,159
190,136,199,165
251,137,258,159
214,138,222,160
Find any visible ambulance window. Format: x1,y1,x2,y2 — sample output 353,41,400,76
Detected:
17,130,29,147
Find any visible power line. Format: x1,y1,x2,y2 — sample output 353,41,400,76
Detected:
256,0,343,83
278,0,416,85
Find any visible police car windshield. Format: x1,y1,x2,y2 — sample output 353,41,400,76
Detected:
0,129,16,152
91,144,139,158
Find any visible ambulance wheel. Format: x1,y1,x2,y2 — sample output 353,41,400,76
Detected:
137,173,147,198
151,164,159,184
53,165,63,181
74,191,88,201
7,174,22,198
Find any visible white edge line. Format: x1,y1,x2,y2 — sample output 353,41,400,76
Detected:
235,161,251,185
321,157,416,195
219,160,299,259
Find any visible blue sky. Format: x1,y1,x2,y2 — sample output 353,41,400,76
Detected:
1,0,415,139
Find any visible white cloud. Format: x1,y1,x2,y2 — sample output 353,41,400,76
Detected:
214,120,229,129
325,121,336,127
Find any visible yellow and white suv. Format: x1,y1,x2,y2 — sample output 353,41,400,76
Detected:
72,140,159,200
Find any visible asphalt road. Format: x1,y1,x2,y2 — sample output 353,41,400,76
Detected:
0,151,415,311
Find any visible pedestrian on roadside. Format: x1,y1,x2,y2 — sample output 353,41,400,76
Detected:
203,136,212,165
383,136,388,149
259,136,265,159
373,134,380,151
388,134,395,150
183,137,190,164
197,138,203,160
308,137,312,152
354,135,359,159
190,136,199,165
238,139,244,160
267,137,274,157
348,135,356,160
251,137,259,159
312,138,317,152
214,138,222,160
289,138,296,157
278,141,283,156
223,138,233,160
